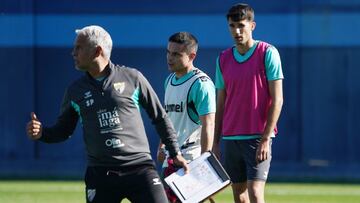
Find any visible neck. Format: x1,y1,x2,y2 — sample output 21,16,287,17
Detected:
236,39,255,55
175,65,194,78
88,60,110,79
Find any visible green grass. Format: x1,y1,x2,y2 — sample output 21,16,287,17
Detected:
0,180,359,203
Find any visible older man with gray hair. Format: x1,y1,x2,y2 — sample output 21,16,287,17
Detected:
26,25,189,203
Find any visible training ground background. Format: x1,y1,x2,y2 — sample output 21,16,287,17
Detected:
1,0,360,181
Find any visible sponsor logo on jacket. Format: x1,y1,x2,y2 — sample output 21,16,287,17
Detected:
97,107,123,134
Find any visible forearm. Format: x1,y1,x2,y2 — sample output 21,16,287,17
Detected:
149,104,180,158
214,89,225,145
214,110,223,144
154,115,180,158
40,126,72,143
263,101,283,139
263,80,283,139
39,109,78,143
40,120,77,143
200,113,215,153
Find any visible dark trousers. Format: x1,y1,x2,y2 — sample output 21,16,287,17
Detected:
85,165,168,203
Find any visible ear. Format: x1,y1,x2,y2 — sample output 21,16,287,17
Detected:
251,21,256,31
189,52,196,61
93,46,102,58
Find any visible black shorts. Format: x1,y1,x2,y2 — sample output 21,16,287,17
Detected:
85,164,168,203
224,138,272,183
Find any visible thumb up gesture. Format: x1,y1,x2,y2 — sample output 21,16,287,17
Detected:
26,112,43,140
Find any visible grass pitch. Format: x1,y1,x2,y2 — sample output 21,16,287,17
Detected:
0,180,359,203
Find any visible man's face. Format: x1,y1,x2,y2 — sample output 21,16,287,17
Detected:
166,42,194,73
228,18,255,46
72,35,95,71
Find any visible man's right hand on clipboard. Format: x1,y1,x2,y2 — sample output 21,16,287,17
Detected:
172,153,190,174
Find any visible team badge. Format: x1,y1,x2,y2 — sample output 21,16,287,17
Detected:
113,82,126,94
87,189,96,202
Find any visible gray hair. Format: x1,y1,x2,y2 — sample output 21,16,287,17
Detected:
75,25,113,60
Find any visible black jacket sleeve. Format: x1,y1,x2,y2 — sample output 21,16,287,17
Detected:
39,88,79,143
137,71,180,158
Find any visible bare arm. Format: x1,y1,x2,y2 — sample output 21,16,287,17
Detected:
263,79,283,139
257,79,283,162
199,113,215,154
213,89,226,158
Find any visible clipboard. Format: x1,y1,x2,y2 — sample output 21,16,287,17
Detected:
164,151,231,203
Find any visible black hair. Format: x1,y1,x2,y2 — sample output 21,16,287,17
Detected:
226,3,254,22
168,32,198,53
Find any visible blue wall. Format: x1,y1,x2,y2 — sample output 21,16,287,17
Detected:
1,0,360,180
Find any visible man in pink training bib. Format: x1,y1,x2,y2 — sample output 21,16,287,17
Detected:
213,3,284,203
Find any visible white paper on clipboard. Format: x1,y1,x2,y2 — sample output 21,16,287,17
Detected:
164,151,231,203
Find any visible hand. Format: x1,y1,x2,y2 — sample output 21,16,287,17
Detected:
157,148,166,165
212,143,221,160
172,154,190,174
26,112,42,140
256,137,271,164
